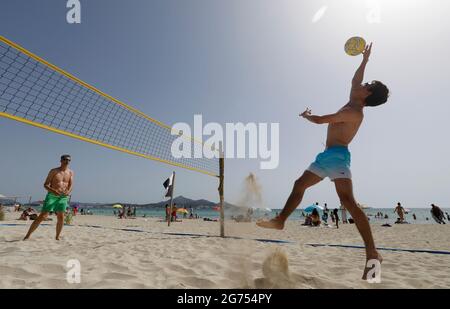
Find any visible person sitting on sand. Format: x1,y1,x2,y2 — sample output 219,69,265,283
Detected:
302,215,312,226
19,209,30,220
394,202,405,223
118,208,126,219
23,155,74,241
311,208,321,227
431,204,446,224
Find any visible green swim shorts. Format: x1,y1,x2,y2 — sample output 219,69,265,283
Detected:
41,193,69,213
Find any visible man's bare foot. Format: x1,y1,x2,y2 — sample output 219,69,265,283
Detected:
362,252,383,281
256,217,285,230
23,236,30,241
56,237,60,241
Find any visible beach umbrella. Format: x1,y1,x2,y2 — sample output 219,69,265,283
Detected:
304,204,324,213
177,208,189,214
112,204,123,209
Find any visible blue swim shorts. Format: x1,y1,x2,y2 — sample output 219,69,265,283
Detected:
307,146,352,181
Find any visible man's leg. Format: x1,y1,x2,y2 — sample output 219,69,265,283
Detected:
257,171,323,230
334,179,382,279
23,212,49,240
55,212,65,240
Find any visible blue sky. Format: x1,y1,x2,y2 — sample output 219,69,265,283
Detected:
1,0,449,208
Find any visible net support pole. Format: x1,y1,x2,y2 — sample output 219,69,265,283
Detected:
218,143,225,238
168,172,176,227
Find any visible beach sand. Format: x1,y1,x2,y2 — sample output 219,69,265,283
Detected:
1,212,449,289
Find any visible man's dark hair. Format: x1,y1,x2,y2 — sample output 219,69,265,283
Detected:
365,81,389,107
61,154,71,160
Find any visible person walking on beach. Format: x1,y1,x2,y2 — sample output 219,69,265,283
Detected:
333,208,340,229
431,204,446,224
394,202,405,223
257,43,389,279
165,204,170,222
24,155,74,241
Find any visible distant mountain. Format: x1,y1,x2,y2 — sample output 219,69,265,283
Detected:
49,196,241,210
138,196,216,209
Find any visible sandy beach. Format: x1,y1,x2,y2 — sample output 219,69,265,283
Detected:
1,212,449,289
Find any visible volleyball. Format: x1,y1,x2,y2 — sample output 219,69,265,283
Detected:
344,37,366,56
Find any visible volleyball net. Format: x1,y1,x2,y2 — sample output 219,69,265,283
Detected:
0,36,219,177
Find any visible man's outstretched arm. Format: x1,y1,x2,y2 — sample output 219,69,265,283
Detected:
300,108,361,124
352,43,372,87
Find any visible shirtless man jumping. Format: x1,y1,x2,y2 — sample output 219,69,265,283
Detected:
257,43,389,279
24,155,74,241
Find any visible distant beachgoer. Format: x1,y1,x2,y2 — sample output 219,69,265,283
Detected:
330,211,335,223
384,214,388,219
431,204,446,224
171,203,177,222
302,215,312,226
19,209,29,221
311,208,321,227
165,204,170,222
446,212,450,221
426,217,429,221
412,213,417,220
321,210,328,223
333,208,340,229
24,155,74,241
394,202,405,223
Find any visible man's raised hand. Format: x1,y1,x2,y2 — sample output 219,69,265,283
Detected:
362,42,373,62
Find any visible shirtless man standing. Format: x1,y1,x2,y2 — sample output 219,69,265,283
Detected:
24,155,74,241
257,43,389,279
